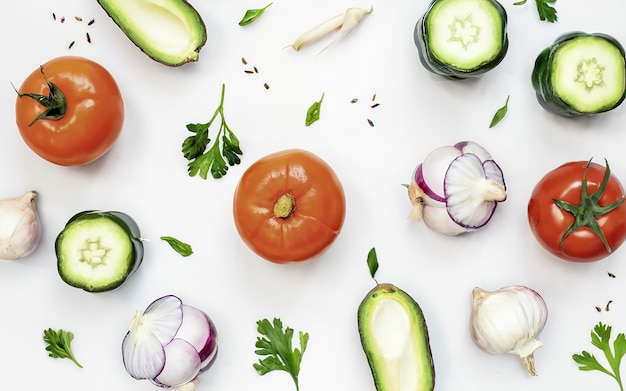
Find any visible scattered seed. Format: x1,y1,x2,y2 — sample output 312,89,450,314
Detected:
88,19,95,26
244,70,254,74
351,98,358,103
264,82,270,90
75,16,83,21
371,93,376,101
371,103,380,108
253,66,259,73
608,272,616,278
606,300,613,311
241,57,248,65
367,119,374,127
60,16,65,23
596,306,602,312
86,32,91,43
52,13,56,21
68,40,75,49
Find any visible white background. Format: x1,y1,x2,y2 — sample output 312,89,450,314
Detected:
2,0,626,390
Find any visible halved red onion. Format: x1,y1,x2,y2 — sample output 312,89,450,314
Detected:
418,146,463,201
122,295,218,389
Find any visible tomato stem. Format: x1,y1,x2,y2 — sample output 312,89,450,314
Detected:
274,194,295,219
14,65,67,126
555,159,626,253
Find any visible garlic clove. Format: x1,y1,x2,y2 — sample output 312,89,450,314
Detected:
470,285,548,376
0,191,42,260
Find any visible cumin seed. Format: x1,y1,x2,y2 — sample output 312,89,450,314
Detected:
244,70,254,74
242,57,248,65
264,82,270,90
609,272,616,278
68,40,75,49
88,19,95,26
75,16,83,21
351,98,358,103
253,66,259,73
60,16,65,23
52,13,56,21
86,32,91,43
606,300,613,311
596,306,602,312
371,103,380,108
367,119,374,127
371,93,376,101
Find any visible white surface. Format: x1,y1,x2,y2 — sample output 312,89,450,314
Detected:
1,1,626,390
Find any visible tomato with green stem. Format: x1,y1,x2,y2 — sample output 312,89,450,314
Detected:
527,159,626,262
15,56,124,166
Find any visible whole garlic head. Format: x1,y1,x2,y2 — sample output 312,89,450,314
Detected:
0,191,42,260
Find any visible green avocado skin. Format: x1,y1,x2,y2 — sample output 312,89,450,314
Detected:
414,0,509,79
97,0,207,66
531,31,626,117
357,283,435,391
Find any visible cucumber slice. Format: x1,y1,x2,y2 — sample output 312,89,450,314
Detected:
56,210,144,292
532,32,626,117
414,0,508,78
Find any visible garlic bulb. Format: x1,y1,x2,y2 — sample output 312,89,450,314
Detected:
0,191,42,260
469,285,548,376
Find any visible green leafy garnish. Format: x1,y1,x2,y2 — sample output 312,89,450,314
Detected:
239,3,273,26
573,322,626,391
305,93,324,126
489,95,510,128
160,236,193,257
43,328,83,368
514,0,557,23
253,318,309,391
366,247,379,280
182,83,243,179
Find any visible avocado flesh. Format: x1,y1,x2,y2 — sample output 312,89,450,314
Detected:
98,0,207,66
358,283,435,391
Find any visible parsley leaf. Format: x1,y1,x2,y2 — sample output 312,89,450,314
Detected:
489,95,510,128
253,318,309,391
305,93,324,126
160,236,193,257
239,3,273,26
43,328,83,368
513,0,557,22
573,322,626,390
181,84,243,179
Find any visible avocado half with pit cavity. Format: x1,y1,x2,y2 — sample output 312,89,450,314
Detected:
97,0,207,66
358,283,435,391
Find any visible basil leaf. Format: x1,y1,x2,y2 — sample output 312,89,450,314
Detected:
366,247,379,280
305,93,324,126
239,3,273,26
161,236,193,257
489,95,510,128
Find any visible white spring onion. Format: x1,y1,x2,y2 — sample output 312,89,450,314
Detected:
0,191,41,260
122,295,218,390
470,285,548,376
287,6,373,55
407,141,506,235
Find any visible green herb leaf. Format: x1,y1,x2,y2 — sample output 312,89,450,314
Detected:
535,0,557,22
366,247,379,280
181,84,243,179
489,95,510,128
305,93,324,126
573,322,625,390
160,236,193,257
43,328,83,368
253,318,309,391
239,3,272,26
512,0,527,5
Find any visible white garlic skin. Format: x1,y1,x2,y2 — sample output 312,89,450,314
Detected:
469,285,548,375
0,191,42,260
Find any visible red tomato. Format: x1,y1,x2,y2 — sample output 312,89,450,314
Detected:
15,56,124,166
233,149,346,264
528,160,626,262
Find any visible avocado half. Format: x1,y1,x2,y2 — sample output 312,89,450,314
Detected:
97,0,207,66
358,283,435,391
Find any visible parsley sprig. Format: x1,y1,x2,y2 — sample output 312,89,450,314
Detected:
514,0,557,23
182,84,243,179
573,322,626,390
43,328,83,368
253,318,309,391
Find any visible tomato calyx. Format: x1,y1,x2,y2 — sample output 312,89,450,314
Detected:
15,65,67,126
554,159,626,253
273,194,295,219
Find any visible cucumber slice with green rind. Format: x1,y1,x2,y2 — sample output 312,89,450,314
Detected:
56,210,144,292
414,0,508,78
532,32,626,117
